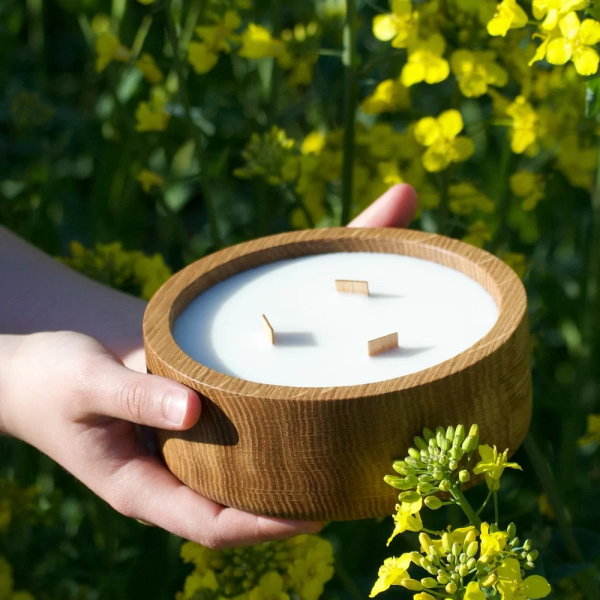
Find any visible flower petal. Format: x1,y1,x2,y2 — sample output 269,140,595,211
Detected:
438,109,464,138
414,117,441,146
521,575,552,599
373,14,398,41
579,19,600,46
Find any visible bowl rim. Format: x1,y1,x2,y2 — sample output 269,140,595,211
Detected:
143,227,527,401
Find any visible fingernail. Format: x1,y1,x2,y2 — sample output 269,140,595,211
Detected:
165,389,188,425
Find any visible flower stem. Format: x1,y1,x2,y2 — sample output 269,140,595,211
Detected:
164,0,222,248
490,135,513,253
475,488,493,517
493,491,499,526
340,0,358,226
449,483,482,530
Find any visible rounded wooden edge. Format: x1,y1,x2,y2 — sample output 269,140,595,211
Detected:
144,228,527,401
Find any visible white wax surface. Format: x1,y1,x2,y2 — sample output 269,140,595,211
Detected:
173,253,499,387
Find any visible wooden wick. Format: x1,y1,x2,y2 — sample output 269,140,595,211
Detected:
335,279,370,296
262,314,275,345
368,332,398,357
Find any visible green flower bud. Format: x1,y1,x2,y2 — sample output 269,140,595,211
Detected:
436,571,449,584
527,550,539,562
418,482,433,494
477,555,490,566
423,427,435,442
419,474,433,482
465,530,477,544
467,541,479,557
452,542,462,557
524,562,536,570
450,572,460,582
459,469,471,483
384,475,409,489
436,429,446,448
439,455,449,466
405,475,419,486
467,558,476,570
414,459,426,469
489,523,499,533
442,532,452,553
433,468,444,481
426,565,438,576
399,491,422,503
439,479,451,492
468,424,479,440
440,436,450,451
421,577,437,589
523,539,533,551
448,459,457,471
459,553,468,564
481,573,497,587
406,457,418,467
409,551,422,564
520,551,528,560
420,556,431,569
392,460,407,474
400,578,423,591
458,564,470,577
445,582,457,594
453,424,465,446
414,436,429,451
420,449,430,461
507,522,517,538
450,446,464,460
509,536,520,548
424,496,443,510
462,436,478,452
408,447,421,460
446,426,455,441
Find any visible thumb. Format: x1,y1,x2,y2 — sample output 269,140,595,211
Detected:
84,355,201,430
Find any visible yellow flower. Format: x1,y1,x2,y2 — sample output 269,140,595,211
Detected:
249,572,290,600
543,12,600,75
370,555,412,597
188,42,220,74
95,31,130,73
463,220,492,248
387,498,423,545
474,445,522,490
137,169,164,193
414,110,474,172
367,123,402,159
578,414,600,446
487,0,528,37
135,53,163,83
196,11,241,52
510,171,544,211
556,134,597,189
183,570,219,598
426,526,478,554
413,594,435,600
497,558,551,599
532,0,586,31
180,541,215,570
506,96,538,154
449,182,495,214
450,50,508,97
372,0,418,48
288,538,334,600
480,522,509,557
361,79,410,114
401,34,450,87
378,161,404,186
538,493,555,519
301,132,326,155
464,581,486,600
238,24,279,59
135,88,170,132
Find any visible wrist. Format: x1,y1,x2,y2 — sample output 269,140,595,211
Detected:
0,334,24,436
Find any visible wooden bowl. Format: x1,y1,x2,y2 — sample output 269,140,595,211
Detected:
143,228,531,521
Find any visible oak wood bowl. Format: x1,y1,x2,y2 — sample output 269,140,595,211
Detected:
143,228,531,521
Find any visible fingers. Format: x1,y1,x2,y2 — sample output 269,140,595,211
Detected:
102,452,322,549
348,183,418,228
80,356,201,430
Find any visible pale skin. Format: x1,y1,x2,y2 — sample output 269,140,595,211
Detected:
0,183,418,549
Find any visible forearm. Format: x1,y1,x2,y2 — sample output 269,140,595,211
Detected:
0,226,146,370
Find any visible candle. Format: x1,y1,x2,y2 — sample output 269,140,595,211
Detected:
173,252,499,387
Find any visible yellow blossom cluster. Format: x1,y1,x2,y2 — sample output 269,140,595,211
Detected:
0,556,35,600
177,535,334,600
60,241,172,300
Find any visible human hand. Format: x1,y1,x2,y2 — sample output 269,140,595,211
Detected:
0,183,417,549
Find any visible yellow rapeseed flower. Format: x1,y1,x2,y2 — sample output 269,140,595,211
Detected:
487,0,528,37
195,10,241,52
449,182,495,214
369,555,412,598
401,34,450,87
137,169,164,192
372,0,418,48
301,132,326,155
450,50,508,97
474,444,522,490
95,31,130,73
533,0,586,31
238,24,280,59
480,522,508,557
463,220,492,248
510,170,544,210
360,79,410,114
556,134,597,189
506,96,538,154
249,572,290,600
578,414,600,446
135,88,170,132
414,109,474,172
464,581,486,600
387,499,423,545
540,12,600,76
135,53,163,83
188,42,220,74
497,558,551,599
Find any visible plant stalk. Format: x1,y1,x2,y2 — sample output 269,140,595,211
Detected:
340,0,358,226
449,483,482,529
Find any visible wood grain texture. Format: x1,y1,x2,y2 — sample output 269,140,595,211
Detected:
143,228,531,521
335,279,370,296
368,332,399,357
